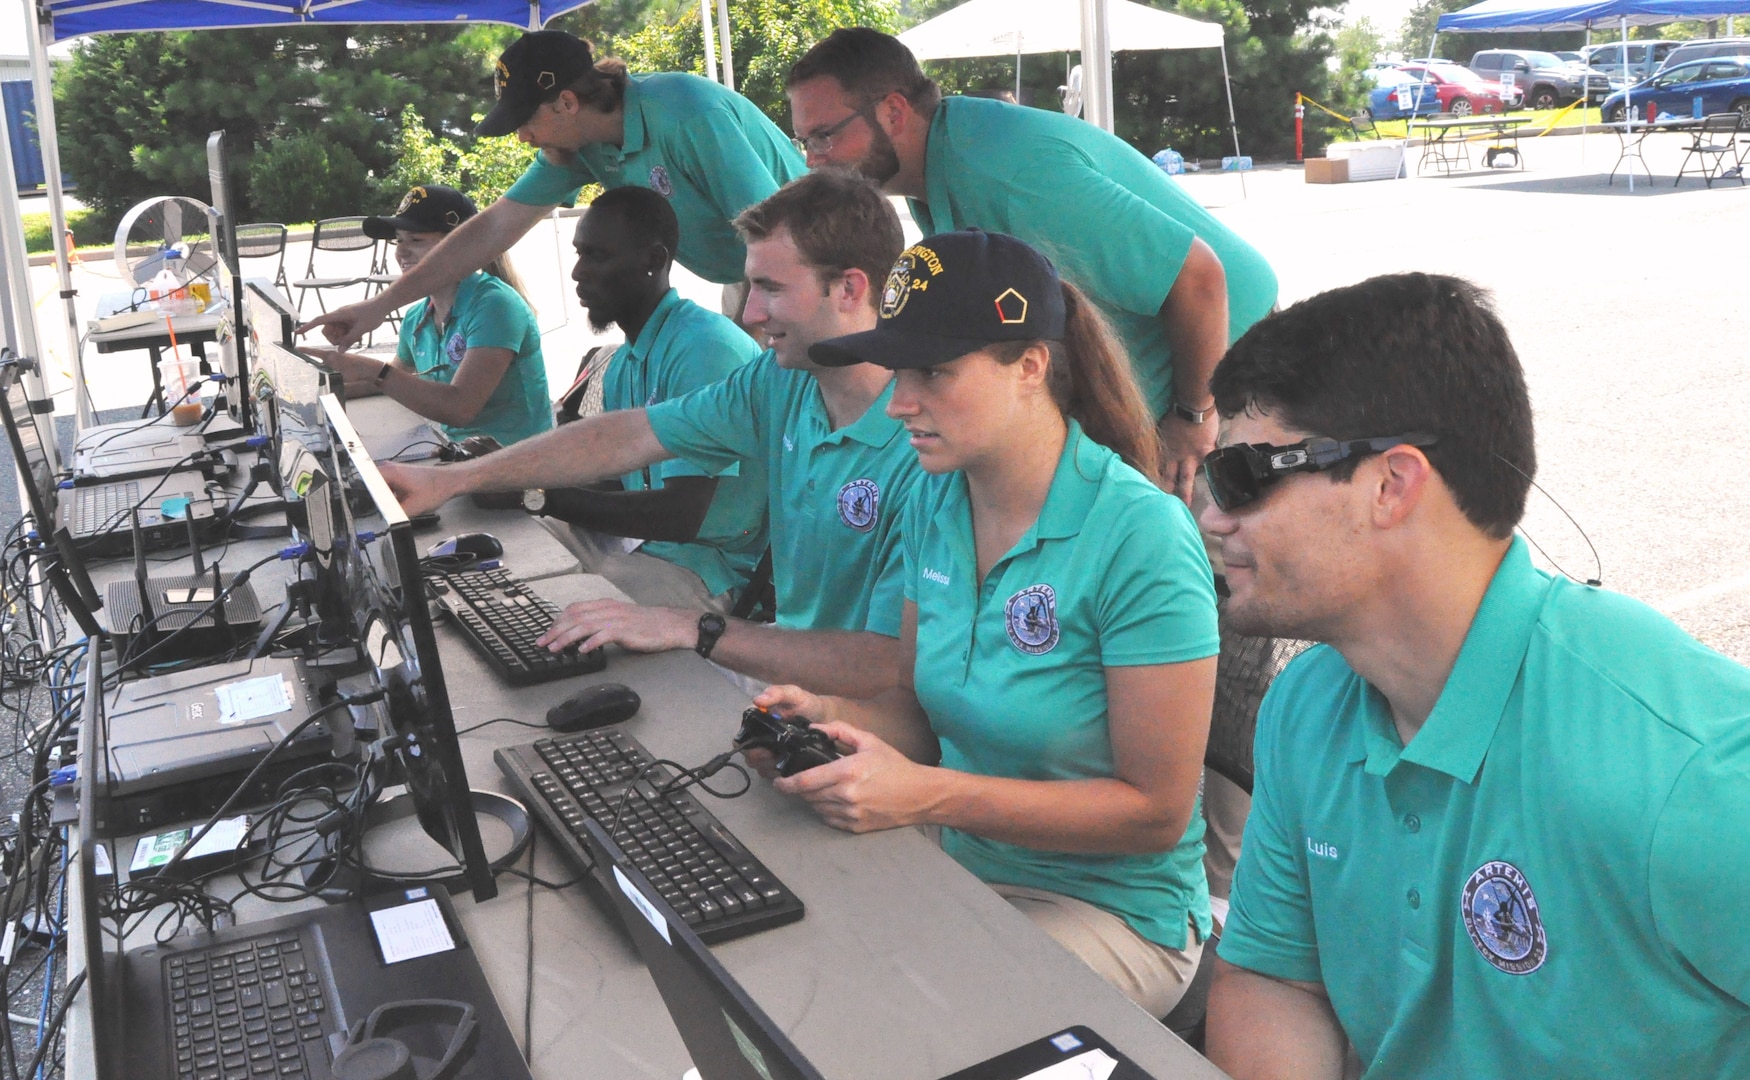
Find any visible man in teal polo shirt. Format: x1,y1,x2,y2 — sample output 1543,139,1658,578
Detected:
301,29,804,350
785,27,1278,505
379,172,922,699
527,186,767,613
1198,273,1750,1079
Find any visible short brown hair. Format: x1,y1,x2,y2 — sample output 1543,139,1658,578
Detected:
560,54,628,113
733,170,904,306
787,27,942,116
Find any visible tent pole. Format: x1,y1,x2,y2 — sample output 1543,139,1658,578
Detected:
716,0,734,92
1219,43,1246,198
1079,0,1114,131
0,72,60,475
1016,35,1023,100
1580,23,1590,167
700,0,719,84
25,1,89,433
1622,15,1634,192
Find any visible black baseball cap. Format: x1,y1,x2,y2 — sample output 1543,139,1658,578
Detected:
475,30,595,137
809,230,1068,370
363,185,478,240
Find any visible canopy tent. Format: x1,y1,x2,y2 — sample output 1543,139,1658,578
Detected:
1433,0,1744,188
897,0,1243,178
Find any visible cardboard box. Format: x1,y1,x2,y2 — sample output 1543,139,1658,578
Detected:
1305,157,1349,184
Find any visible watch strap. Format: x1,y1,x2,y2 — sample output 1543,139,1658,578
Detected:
1172,399,1212,424
695,613,727,660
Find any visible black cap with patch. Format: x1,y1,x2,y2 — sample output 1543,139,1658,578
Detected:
809,229,1067,370
475,30,595,137
363,185,478,241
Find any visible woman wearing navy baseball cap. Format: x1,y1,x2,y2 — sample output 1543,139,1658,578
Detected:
756,229,1219,1015
307,183,551,448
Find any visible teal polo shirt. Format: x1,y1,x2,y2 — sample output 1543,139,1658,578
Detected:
1220,537,1750,1079
504,73,806,284
646,358,922,635
395,271,551,447
599,288,767,597
904,422,1219,948
907,97,1278,418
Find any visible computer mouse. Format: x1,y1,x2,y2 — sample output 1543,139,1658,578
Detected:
547,682,641,733
425,531,502,562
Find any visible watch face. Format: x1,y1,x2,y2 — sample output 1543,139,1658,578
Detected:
521,488,546,513
700,614,726,634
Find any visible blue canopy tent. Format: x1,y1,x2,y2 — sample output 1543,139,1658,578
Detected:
5,0,596,428
1433,0,1747,188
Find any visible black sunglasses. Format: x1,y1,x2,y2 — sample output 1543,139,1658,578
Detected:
1202,432,1439,511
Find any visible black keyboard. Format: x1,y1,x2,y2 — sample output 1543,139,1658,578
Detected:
495,727,805,943
165,930,331,1080
426,563,604,686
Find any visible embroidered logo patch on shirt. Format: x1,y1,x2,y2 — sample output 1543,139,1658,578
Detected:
1004,584,1060,655
837,478,879,532
649,164,674,198
445,331,467,366
1461,860,1547,975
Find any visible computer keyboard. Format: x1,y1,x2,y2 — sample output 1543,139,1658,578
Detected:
73,479,140,533
495,727,805,943
165,930,331,1080
425,563,604,686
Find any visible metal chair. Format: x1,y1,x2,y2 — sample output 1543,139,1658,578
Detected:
1350,113,1381,140
233,222,289,294
292,216,379,316
1675,112,1745,188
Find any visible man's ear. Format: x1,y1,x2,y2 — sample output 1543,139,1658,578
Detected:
1371,445,1435,529
645,243,671,278
837,266,873,311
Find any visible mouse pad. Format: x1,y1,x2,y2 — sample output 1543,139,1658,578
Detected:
937,1026,1157,1080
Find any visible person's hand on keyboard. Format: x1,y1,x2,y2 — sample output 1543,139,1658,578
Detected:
537,597,697,656
770,722,930,834
380,460,465,517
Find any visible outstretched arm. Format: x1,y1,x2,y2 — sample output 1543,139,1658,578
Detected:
538,476,717,542
1206,959,1346,1080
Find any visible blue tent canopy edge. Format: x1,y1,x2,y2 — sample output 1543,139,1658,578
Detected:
1438,0,1747,32
42,0,593,43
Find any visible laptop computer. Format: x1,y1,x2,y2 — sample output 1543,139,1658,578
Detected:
1,360,223,557
72,643,533,1080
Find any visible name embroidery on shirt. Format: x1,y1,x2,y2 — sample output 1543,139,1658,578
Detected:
649,164,673,198
837,479,880,532
782,434,795,453
921,568,951,586
1306,837,1340,860
1004,584,1059,656
1461,860,1547,975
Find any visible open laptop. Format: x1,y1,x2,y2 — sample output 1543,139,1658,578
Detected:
1,360,222,556
72,642,532,1080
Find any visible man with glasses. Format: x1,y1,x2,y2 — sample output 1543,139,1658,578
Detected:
302,30,803,348
784,26,1278,507
1201,273,1750,1080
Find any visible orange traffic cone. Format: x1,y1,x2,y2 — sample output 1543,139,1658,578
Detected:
66,229,82,263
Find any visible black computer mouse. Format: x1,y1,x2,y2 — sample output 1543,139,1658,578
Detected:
425,531,502,562
547,683,641,732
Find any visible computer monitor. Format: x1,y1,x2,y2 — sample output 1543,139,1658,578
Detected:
315,394,496,902
0,357,59,531
73,639,119,1079
206,130,256,437
579,818,826,1080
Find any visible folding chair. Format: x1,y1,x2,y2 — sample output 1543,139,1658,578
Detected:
233,222,289,294
292,216,378,316
1675,112,1745,188
1350,113,1381,140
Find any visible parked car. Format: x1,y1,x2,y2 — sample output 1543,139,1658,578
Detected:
1586,40,1680,85
1599,56,1750,122
1469,49,1611,108
1655,37,1750,75
1364,68,1445,120
1393,62,1508,116
1555,50,1585,64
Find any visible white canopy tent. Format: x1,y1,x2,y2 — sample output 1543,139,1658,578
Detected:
897,0,1242,172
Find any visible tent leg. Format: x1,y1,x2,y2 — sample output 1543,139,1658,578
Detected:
1219,44,1246,198
1622,15,1634,192
26,6,88,434
716,0,735,92
700,0,719,83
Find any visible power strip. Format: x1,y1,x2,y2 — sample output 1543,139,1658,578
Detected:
91,310,168,334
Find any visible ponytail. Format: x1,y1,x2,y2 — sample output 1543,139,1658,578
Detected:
563,54,629,113
995,281,1161,485
484,252,535,315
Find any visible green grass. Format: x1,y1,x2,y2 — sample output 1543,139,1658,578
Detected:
23,209,100,254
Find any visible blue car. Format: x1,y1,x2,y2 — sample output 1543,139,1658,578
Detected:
1600,56,1750,122
1365,68,1444,120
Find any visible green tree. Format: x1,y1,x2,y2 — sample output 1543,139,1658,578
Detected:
1331,17,1385,116
613,0,902,127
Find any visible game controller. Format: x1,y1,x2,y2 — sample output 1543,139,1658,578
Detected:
733,707,840,777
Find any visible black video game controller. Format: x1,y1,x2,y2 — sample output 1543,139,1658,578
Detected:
733,706,840,776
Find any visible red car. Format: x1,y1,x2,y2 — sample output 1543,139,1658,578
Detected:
1393,63,1509,115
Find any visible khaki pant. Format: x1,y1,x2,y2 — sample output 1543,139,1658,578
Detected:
540,520,733,615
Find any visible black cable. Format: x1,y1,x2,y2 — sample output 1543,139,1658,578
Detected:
455,717,545,736
86,447,216,538
15,970,82,1080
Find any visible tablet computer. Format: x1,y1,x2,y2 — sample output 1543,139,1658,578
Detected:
939,1025,1157,1080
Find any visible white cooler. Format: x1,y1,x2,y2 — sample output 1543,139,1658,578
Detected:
1326,139,1408,181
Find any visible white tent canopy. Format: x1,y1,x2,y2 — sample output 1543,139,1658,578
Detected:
897,0,1223,60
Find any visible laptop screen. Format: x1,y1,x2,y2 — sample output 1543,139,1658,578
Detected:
579,818,826,1080
74,639,116,1078
0,360,59,529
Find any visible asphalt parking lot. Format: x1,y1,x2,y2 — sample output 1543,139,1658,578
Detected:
16,126,1750,662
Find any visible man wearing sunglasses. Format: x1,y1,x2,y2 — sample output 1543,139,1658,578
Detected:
301,30,803,349
1202,273,1750,1080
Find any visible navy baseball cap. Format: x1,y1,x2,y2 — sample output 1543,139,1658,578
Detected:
363,185,478,240
809,230,1067,370
476,30,595,137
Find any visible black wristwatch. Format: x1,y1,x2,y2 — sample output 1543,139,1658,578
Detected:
521,488,547,516
695,612,727,660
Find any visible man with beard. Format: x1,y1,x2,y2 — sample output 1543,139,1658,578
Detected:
301,29,802,348
784,27,1277,508
379,172,923,699
526,186,768,614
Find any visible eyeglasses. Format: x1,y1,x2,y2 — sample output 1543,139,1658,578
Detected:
792,102,875,156
1202,432,1439,512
